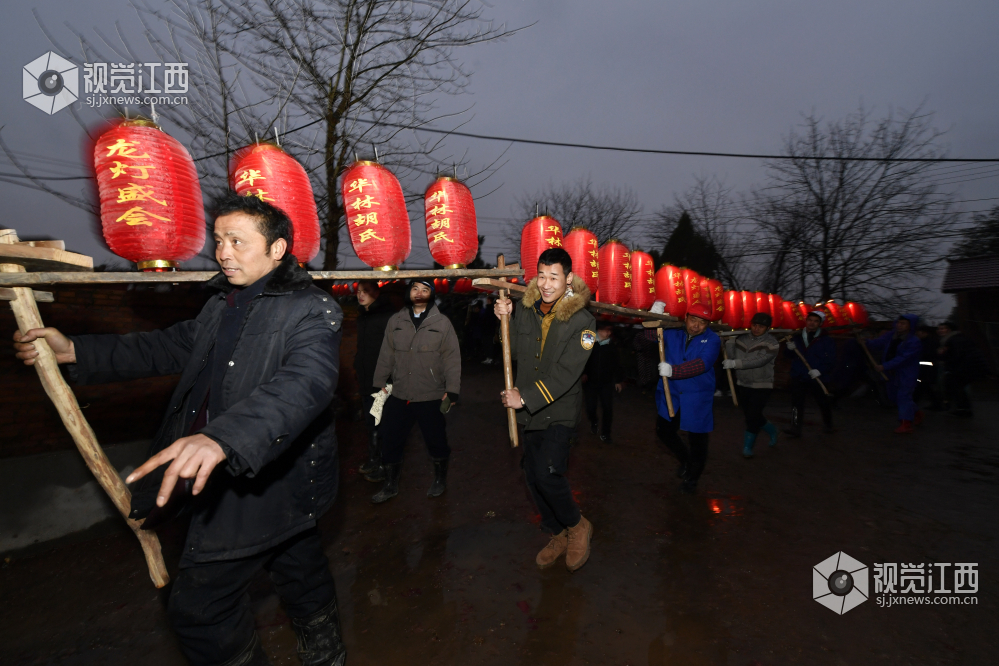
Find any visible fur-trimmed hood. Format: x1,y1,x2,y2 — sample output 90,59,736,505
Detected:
521,275,591,322
206,253,312,295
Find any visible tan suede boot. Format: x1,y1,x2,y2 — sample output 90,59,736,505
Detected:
535,530,568,569
565,516,593,572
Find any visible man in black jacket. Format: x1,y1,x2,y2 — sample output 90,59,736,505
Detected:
354,279,395,477
583,320,623,443
14,193,345,666
937,320,979,417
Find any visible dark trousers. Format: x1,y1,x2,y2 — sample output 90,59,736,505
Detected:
522,425,581,534
944,373,973,414
656,414,709,484
737,386,772,434
362,393,378,437
791,377,833,426
168,528,336,666
584,382,614,436
379,395,450,464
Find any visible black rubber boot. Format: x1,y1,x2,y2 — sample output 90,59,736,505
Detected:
291,596,347,666
783,407,802,438
358,432,381,476
219,633,272,666
427,457,449,498
371,463,401,504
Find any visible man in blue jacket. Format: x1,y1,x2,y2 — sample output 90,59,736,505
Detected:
867,314,923,433
653,301,721,495
784,310,836,437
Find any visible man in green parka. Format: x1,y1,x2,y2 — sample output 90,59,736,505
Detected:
494,248,596,572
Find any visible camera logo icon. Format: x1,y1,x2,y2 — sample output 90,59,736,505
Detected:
813,551,868,614
23,51,78,115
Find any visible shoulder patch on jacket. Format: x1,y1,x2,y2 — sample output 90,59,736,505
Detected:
580,330,596,350
315,294,342,331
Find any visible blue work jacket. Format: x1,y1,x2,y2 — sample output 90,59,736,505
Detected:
655,327,721,433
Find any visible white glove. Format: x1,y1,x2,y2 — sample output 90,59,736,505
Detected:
370,384,392,425
650,301,666,315
658,362,673,377
785,340,796,351
722,359,738,370
808,369,821,379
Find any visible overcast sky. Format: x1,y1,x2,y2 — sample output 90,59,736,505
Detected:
3,1,998,311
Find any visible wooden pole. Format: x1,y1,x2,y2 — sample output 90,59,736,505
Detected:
496,255,519,448
1,258,169,587
720,340,739,407
857,332,889,381
656,328,676,418
780,335,832,396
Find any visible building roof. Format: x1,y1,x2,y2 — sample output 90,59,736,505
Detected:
942,255,999,293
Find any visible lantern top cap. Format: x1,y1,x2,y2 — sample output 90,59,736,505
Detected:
432,175,464,184
605,238,627,245
248,141,284,153
350,160,381,167
120,118,159,129
567,226,592,233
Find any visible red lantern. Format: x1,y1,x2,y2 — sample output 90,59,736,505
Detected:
424,177,478,268
521,216,564,282
823,301,849,327
597,240,632,305
683,269,704,311
699,278,725,321
844,301,869,327
754,292,772,318
768,294,784,324
452,277,473,293
741,291,758,329
722,290,744,329
94,119,205,270
563,227,599,295
781,301,805,329
433,277,450,295
797,302,814,322
624,250,656,310
229,142,320,264
341,160,411,270
655,265,687,318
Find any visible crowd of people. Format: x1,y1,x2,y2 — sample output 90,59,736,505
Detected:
9,193,989,666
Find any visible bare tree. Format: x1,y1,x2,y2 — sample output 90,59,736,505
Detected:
651,175,751,289
26,1,518,268
509,176,644,249
751,106,958,314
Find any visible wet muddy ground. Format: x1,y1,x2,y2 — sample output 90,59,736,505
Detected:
1,364,996,665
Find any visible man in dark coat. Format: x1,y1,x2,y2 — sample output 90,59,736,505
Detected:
494,248,596,572
583,319,623,443
14,193,345,666
867,314,923,433
369,279,461,502
937,320,980,417
354,279,395,477
783,310,836,437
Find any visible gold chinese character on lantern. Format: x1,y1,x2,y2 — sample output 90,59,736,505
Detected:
588,238,598,246
246,189,274,202
546,236,562,247
117,183,166,206
109,161,155,180
428,189,449,204
588,250,598,257
428,204,451,217
431,218,451,230
358,229,385,243
591,271,598,278
348,178,373,194
431,231,454,244
353,213,378,227
237,169,265,187
105,138,149,159
350,195,380,211
115,206,170,227
647,278,655,285
589,260,597,267
546,225,559,233
624,282,631,288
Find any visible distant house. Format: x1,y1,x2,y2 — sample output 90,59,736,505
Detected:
941,255,999,371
